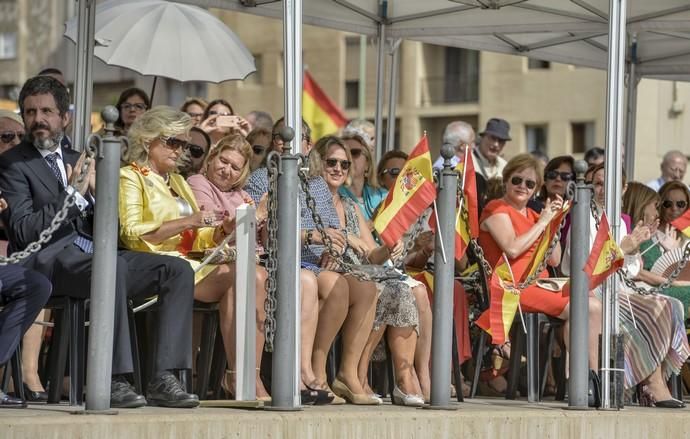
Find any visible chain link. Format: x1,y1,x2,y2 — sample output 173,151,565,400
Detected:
263,153,280,352
0,136,97,265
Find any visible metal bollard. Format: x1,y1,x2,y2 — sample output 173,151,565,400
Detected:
428,144,457,409
85,106,120,412
234,204,256,401
568,159,591,409
269,127,301,410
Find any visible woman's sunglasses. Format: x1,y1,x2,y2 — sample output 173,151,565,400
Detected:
324,158,351,171
545,170,574,181
186,143,205,159
662,200,688,209
350,148,363,159
0,131,24,143
252,145,266,155
510,176,537,190
381,167,401,177
161,136,188,152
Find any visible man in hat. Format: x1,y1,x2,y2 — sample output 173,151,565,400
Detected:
473,118,511,180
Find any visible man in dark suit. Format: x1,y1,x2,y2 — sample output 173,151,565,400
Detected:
0,75,199,408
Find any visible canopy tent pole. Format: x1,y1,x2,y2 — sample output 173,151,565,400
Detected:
601,0,627,410
358,35,367,120
386,39,401,152
624,37,639,181
269,0,302,411
374,0,387,162
72,0,96,152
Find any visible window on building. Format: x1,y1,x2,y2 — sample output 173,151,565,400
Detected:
0,32,17,60
345,80,359,109
443,47,479,103
571,121,595,153
528,58,550,69
525,124,548,155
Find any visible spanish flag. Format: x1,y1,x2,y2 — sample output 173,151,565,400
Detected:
520,200,570,282
454,148,479,260
302,70,348,141
671,209,690,239
476,255,520,345
374,136,437,247
584,212,624,290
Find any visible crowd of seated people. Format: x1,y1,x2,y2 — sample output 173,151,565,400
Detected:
1,69,690,412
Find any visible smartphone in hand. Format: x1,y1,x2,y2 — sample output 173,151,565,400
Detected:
216,115,239,128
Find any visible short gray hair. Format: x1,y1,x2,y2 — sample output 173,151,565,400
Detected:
442,121,475,148
662,150,687,165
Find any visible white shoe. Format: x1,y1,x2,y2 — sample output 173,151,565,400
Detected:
392,386,424,407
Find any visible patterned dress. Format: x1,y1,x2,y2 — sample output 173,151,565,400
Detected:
341,198,420,332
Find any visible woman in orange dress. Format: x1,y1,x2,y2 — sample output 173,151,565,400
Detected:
478,153,602,368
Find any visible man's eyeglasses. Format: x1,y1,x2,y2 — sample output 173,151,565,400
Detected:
0,131,24,144
160,136,188,152
510,176,537,190
545,170,574,182
186,112,204,119
122,103,147,112
662,200,688,210
252,145,267,155
186,143,205,159
381,167,401,177
324,158,351,171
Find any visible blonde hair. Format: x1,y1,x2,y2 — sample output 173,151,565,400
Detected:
502,153,544,193
180,97,207,113
0,109,23,127
308,135,351,186
341,129,377,187
204,134,252,190
623,182,660,225
126,106,192,166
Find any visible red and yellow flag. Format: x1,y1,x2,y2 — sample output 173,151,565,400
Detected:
454,148,479,260
302,70,348,141
475,255,520,345
671,209,690,239
521,200,570,283
374,136,437,247
584,212,624,290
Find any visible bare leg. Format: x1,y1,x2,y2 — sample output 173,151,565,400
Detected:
312,271,349,385
357,326,385,393
411,285,432,400
559,295,602,370
644,366,674,401
300,269,319,387
21,310,46,392
387,327,422,396
336,277,377,395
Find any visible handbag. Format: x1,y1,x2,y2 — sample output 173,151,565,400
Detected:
588,369,601,408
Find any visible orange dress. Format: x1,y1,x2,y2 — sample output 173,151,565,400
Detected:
478,199,569,317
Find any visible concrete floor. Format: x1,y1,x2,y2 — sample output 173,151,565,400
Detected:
2,398,689,439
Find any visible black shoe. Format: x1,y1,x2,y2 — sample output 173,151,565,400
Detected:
110,376,147,408
0,390,26,408
655,398,686,409
147,371,199,408
23,383,48,403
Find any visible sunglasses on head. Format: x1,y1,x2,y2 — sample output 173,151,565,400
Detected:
662,200,688,209
324,158,351,171
0,131,23,143
510,176,537,190
161,136,188,152
252,145,266,155
545,170,574,181
186,143,205,159
381,167,401,177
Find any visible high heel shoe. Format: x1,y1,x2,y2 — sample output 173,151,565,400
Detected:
304,382,335,405
638,384,686,408
22,383,48,403
392,386,424,407
331,378,382,405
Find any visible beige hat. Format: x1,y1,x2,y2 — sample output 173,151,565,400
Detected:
0,109,23,127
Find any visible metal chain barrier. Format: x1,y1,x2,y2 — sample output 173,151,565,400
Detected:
0,136,97,265
394,213,426,270
263,152,280,352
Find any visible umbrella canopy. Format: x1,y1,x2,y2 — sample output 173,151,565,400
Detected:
64,0,255,83
180,0,690,81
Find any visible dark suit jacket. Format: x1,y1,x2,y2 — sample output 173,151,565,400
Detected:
0,140,92,275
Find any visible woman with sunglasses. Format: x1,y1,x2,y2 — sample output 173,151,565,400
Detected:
377,150,408,191
246,127,271,172
567,173,689,408
119,106,271,401
479,154,603,369
187,133,331,404
0,110,24,155
536,156,575,209
177,127,211,178
634,181,690,313
311,136,432,406
114,88,150,136
199,99,250,146
338,128,387,223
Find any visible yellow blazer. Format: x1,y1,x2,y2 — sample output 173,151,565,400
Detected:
119,164,217,282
